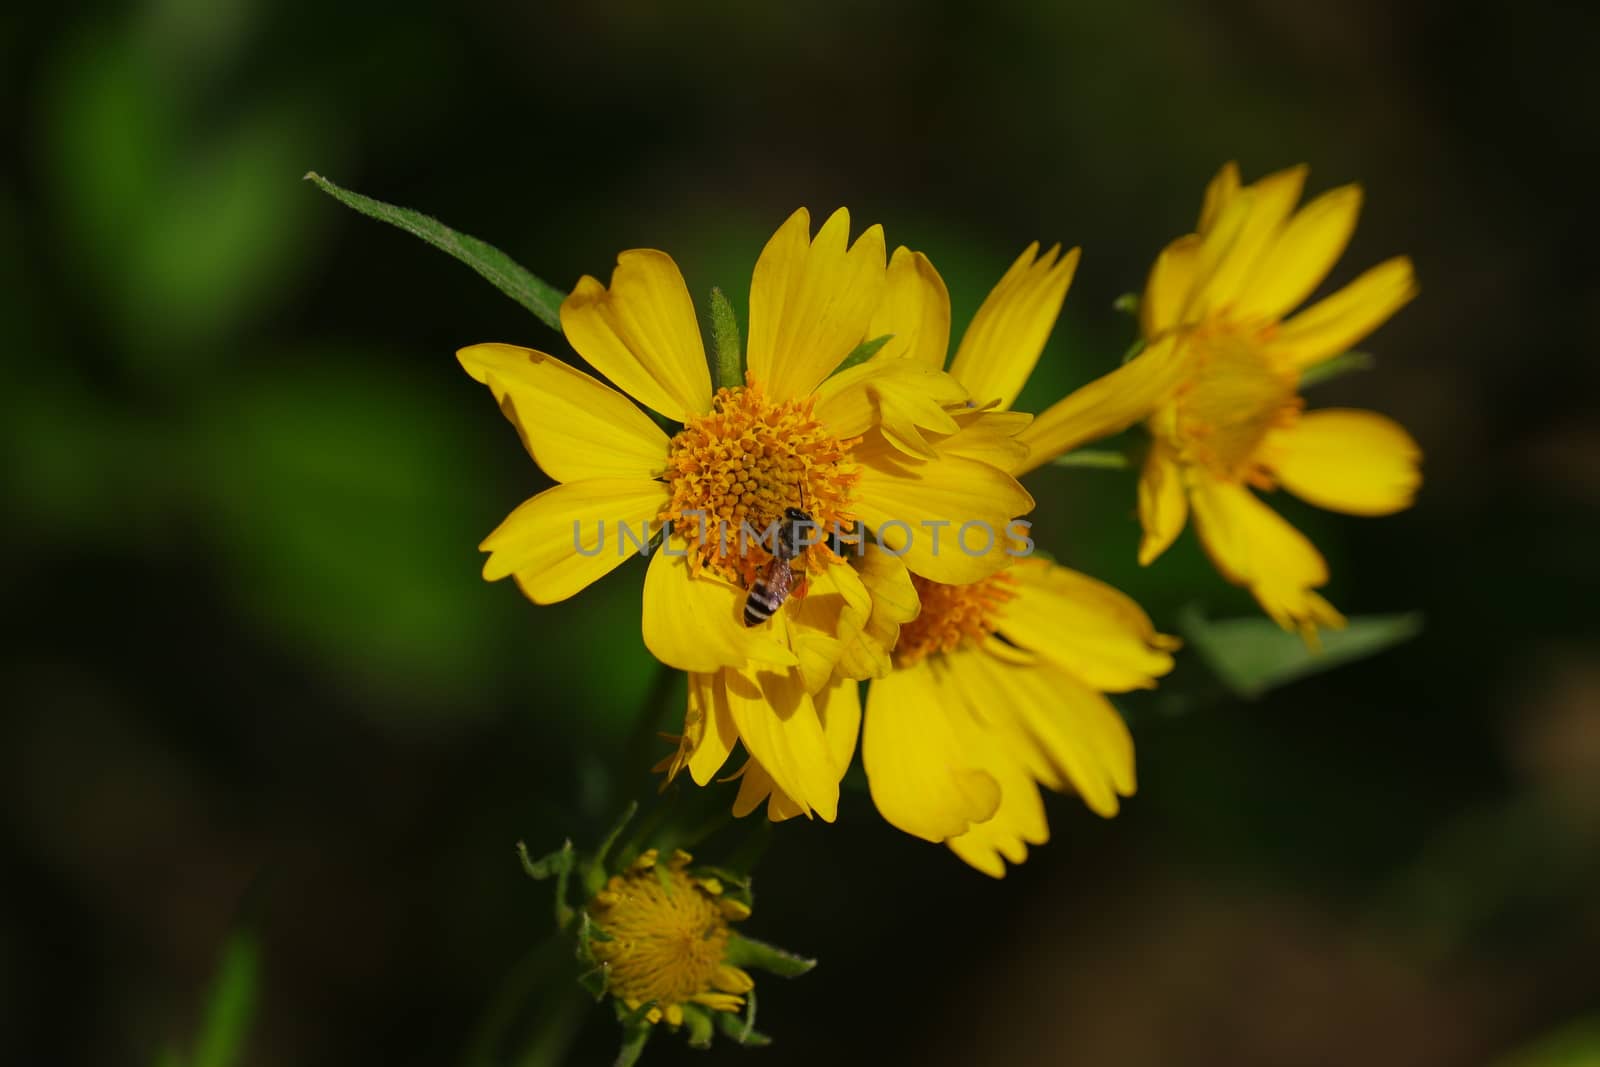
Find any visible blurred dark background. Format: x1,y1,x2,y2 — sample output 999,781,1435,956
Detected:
5,1,1599,1064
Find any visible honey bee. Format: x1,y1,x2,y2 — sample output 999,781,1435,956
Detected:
742,507,814,627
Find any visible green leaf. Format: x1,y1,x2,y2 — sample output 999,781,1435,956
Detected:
1049,449,1131,471
1299,350,1375,388
304,172,566,331
830,333,894,376
709,286,744,391
1179,605,1423,699
191,931,260,1067
723,932,816,977
1112,292,1140,316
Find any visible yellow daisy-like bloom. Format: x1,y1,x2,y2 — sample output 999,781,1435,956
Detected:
1124,162,1423,638
673,240,1183,874
460,208,1033,821
587,848,754,1028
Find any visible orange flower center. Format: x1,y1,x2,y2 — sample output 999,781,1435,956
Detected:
893,573,1016,667
1171,325,1302,483
661,375,859,585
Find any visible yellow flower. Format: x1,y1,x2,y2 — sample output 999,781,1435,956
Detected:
675,241,1182,875
1125,163,1423,638
586,848,755,1029
460,209,1034,820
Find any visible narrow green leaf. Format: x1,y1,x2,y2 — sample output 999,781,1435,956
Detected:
1299,350,1375,388
192,931,260,1067
1049,449,1131,471
304,172,566,331
830,334,894,376
1180,605,1423,699
1120,337,1146,364
723,932,816,977
1112,292,1140,316
708,287,743,391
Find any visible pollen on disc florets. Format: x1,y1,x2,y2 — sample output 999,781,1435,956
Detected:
586,849,755,1027
893,573,1017,667
1171,323,1303,486
661,374,860,586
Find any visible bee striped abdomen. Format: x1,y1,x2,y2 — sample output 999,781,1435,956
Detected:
742,559,794,627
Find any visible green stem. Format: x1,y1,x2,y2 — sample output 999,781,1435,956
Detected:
1049,449,1131,470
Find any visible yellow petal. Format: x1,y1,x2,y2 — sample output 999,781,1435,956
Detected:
747,208,887,402
853,439,1035,584
1180,189,1256,322
862,657,1000,841
948,243,1080,409
998,560,1178,693
837,544,920,681
730,759,807,822
785,560,872,693
1012,333,1186,476
1263,408,1421,516
811,360,966,458
724,666,838,820
815,675,862,779
1198,161,1241,233
1234,184,1362,321
1267,256,1418,369
950,648,1135,817
945,742,1046,878
688,670,740,786
641,539,798,673
1188,165,1306,318
869,247,951,368
457,343,668,482
559,250,711,422
1137,435,1188,564
480,479,667,601
1188,475,1347,637
939,408,1032,471
1140,234,1202,338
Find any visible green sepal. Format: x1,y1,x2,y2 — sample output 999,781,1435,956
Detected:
723,932,816,977
1112,292,1140,316
715,992,772,1047
574,911,611,1001
1120,337,1147,364
517,839,576,929
709,286,744,391
1299,350,1375,388
304,172,567,332
583,801,638,896
612,1019,653,1067
1179,605,1424,699
830,333,894,376
680,1003,716,1049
